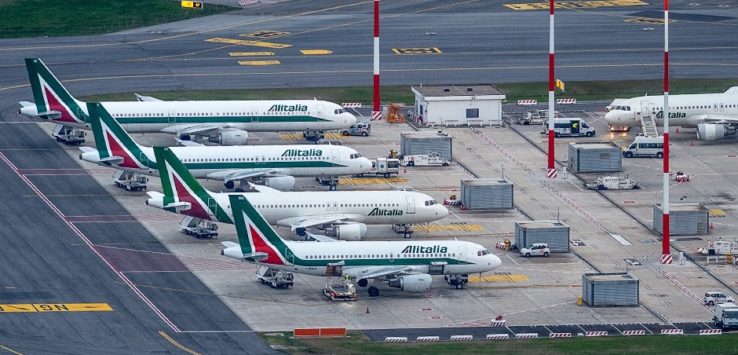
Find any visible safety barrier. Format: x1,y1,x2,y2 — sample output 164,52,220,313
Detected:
486,333,510,340
585,331,608,337
622,329,646,336
490,319,507,327
449,335,474,341
293,327,346,337
515,333,539,339
549,332,572,338
699,329,722,335
384,337,408,342
517,99,538,106
341,102,362,108
660,328,684,335
416,336,440,342
557,98,577,104
371,111,382,121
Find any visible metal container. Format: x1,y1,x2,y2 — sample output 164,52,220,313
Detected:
568,142,622,173
652,203,710,235
514,220,570,253
582,272,639,307
400,132,453,160
460,178,513,210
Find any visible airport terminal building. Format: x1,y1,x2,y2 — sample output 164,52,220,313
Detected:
411,84,506,127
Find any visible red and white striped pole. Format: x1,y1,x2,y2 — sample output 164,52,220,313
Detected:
546,0,557,178
661,0,672,264
372,0,381,121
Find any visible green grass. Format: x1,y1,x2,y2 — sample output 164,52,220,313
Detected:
80,78,738,105
0,0,234,38
260,331,738,355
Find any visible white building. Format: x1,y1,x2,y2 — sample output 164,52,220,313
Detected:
411,84,506,127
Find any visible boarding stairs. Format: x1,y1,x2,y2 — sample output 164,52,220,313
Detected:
639,106,660,137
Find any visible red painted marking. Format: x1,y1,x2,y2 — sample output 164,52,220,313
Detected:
248,224,285,265
548,130,555,170
43,87,78,123
105,132,140,169
548,54,555,90
172,175,211,220
663,213,670,255
373,74,380,112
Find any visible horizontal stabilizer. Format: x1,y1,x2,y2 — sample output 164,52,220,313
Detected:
134,93,163,102
305,232,339,242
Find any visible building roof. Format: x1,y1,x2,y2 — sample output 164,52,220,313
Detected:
412,84,504,97
515,220,569,229
584,272,639,282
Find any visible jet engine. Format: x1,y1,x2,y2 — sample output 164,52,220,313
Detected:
696,123,736,141
387,274,432,293
325,223,367,241
263,176,295,191
209,128,248,145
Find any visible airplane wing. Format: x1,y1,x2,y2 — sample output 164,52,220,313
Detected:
19,101,61,119
134,93,163,102
304,232,340,242
276,214,362,231
175,138,205,147
247,182,282,193
161,123,228,136
205,169,276,182
345,265,415,280
696,114,738,124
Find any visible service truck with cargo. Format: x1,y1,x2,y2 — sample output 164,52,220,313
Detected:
713,303,738,330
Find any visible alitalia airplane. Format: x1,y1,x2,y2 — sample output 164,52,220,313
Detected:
146,147,449,240
221,194,501,297
605,87,738,141
18,58,356,145
79,102,372,191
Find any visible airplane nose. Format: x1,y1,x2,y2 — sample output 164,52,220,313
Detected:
490,254,502,268
438,205,449,217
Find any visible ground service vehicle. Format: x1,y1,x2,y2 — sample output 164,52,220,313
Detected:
622,136,664,158
400,152,450,167
323,280,357,301
445,274,469,289
51,124,85,145
704,291,736,306
112,170,148,191
585,176,640,190
518,109,558,125
256,266,294,289
357,158,400,178
714,303,738,330
544,118,596,137
341,122,371,136
520,243,550,257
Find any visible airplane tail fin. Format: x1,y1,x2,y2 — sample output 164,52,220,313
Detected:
228,194,291,265
152,147,232,223
25,58,87,124
86,102,152,170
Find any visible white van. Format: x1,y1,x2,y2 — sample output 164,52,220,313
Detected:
622,136,663,158
544,118,595,137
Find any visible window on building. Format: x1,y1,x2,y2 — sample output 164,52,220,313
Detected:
466,108,480,118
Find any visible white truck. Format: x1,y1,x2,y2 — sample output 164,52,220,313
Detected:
518,109,560,125
542,118,596,137
585,176,640,190
713,303,738,330
113,170,148,191
256,266,294,289
51,124,86,145
399,152,450,167
356,157,400,178
699,240,738,256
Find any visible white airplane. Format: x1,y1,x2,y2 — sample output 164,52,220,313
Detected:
604,87,738,140
18,58,356,145
146,147,449,240
221,194,501,297
79,102,372,191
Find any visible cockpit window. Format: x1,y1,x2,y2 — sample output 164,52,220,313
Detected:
349,153,363,159
477,249,490,256
612,106,631,112
424,200,438,206
334,109,345,114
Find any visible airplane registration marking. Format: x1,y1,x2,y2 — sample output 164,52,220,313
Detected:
205,37,291,49
468,274,529,283
0,303,112,313
392,47,442,55
339,177,408,185
229,51,275,57
414,224,484,233
239,30,290,39
504,0,647,10
238,60,281,66
708,208,726,217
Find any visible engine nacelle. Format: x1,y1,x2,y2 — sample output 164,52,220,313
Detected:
387,274,432,293
696,123,735,141
263,176,295,191
210,128,248,145
328,223,367,241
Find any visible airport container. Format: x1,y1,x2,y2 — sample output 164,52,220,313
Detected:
582,272,639,307
514,220,569,253
460,178,513,210
568,142,622,173
400,132,453,161
652,203,710,235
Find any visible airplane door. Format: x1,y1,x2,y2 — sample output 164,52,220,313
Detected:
317,104,325,118
405,195,416,214
168,109,176,123
640,100,650,119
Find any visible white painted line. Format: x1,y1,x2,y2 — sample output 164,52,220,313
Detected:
609,233,632,246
